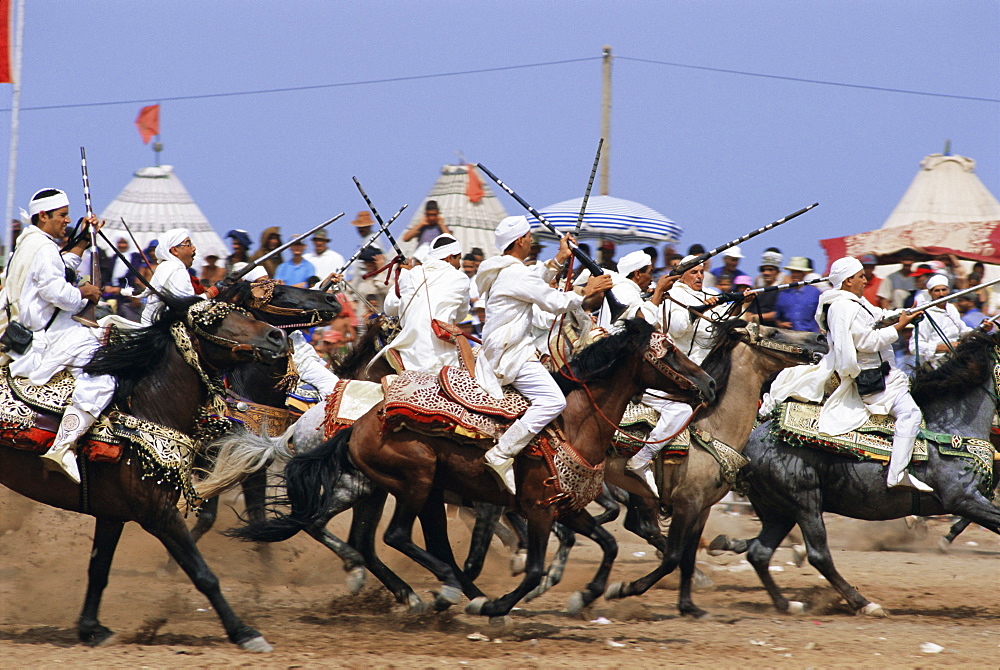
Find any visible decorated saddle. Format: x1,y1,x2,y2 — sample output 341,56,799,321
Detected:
771,399,997,493
0,367,204,505
380,367,604,513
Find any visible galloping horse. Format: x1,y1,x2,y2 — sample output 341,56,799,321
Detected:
0,297,287,651
598,320,827,617
736,329,1000,616
242,319,714,616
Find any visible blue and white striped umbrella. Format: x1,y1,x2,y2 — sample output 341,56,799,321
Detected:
530,195,682,245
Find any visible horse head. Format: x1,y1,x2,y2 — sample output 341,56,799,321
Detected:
183,299,289,366
215,278,341,328
639,329,717,406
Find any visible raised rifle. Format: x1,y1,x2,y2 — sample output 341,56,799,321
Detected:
318,202,409,292
573,138,603,237
875,275,1000,328
226,213,345,282
71,147,101,327
670,203,819,277
352,177,407,262
119,217,153,270
475,162,627,318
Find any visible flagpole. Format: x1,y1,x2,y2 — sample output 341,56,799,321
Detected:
3,0,25,261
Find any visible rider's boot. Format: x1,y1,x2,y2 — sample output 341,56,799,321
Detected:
887,433,932,492
484,420,534,495
626,447,660,498
40,406,95,485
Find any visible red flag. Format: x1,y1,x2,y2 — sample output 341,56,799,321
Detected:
465,163,483,203
135,104,160,144
0,0,12,84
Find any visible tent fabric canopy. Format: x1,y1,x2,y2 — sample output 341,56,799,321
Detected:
530,195,681,245
822,153,1000,267
97,165,227,259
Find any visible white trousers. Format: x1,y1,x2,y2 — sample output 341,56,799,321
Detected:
509,360,567,435
888,391,922,439
631,390,694,462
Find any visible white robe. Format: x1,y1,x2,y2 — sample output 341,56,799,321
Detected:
380,258,470,373
761,290,911,436
600,277,661,329
909,301,970,365
141,256,198,324
289,330,339,396
474,256,582,397
660,282,724,364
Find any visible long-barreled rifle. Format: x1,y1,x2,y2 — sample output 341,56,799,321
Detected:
226,213,345,282
317,202,408,293
875,275,1000,328
689,275,831,313
72,147,101,327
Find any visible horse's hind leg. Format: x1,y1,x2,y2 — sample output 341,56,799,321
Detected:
525,521,576,601
418,496,487,603
745,513,799,613
676,506,712,618
142,510,271,652
793,512,880,615
188,495,218,544
464,502,504,580
348,488,422,610
78,517,124,646
558,510,618,615
504,511,529,575
939,517,972,552
592,484,621,526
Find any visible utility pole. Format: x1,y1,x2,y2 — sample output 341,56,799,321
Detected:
600,45,612,196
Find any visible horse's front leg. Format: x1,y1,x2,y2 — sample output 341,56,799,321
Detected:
466,505,554,618
142,508,272,652
463,502,505,580
558,509,618,615
77,516,124,646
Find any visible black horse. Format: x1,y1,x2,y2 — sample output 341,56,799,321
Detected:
736,330,1000,616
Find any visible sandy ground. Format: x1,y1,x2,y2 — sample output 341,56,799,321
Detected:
1,487,997,668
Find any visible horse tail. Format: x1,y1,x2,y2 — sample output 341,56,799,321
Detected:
195,423,297,500
226,427,353,543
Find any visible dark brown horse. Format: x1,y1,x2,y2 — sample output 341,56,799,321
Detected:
304,319,715,616
0,297,287,651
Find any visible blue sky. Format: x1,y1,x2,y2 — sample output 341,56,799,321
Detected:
2,1,997,269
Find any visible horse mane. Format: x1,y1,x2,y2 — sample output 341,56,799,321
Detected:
909,330,997,406
214,279,253,305
698,318,747,399
83,295,202,403
554,318,654,393
332,314,387,378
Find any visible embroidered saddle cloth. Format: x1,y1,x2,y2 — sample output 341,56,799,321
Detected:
323,379,387,439
612,401,690,458
381,369,604,513
0,367,203,505
771,399,997,492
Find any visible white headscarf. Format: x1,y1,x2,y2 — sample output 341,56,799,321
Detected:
617,250,651,278
156,228,191,262
829,256,863,289
232,262,268,282
26,188,69,218
494,215,531,252
429,233,462,260
926,274,948,291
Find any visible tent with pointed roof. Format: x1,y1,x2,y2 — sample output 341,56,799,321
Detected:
821,152,1000,267
402,164,507,259
97,165,228,260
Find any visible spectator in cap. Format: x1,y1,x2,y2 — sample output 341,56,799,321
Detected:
274,235,316,288
347,211,384,282
751,247,784,325
224,229,252,273
774,257,821,331
955,292,986,329
903,264,936,308
304,228,346,283
857,254,884,307
876,248,918,309
709,245,745,283
349,245,389,314
597,239,616,271
250,226,284,278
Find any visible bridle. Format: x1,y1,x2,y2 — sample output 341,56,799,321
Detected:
643,332,701,394
243,278,333,329
739,321,823,365
184,300,278,364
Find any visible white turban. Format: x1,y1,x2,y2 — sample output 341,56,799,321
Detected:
829,256,863,289
680,254,703,268
617,250,651,278
27,188,69,218
495,215,531,252
232,262,268,282
926,274,948,291
429,233,462,260
156,228,191,262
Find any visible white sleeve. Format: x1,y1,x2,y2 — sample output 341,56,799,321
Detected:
290,330,339,396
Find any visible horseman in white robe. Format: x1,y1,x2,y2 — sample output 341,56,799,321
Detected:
909,274,971,367
760,257,930,491
476,216,612,494
380,234,470,373
659,255,726,365
594,250,692,494
133,228,201,324
1,189,116,484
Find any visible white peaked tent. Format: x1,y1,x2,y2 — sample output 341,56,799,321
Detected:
880,153,1000,229
402,164,507,259
97,165,228,260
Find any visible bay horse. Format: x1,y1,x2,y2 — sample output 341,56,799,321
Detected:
594,320,827,616
0,296,287,651
185,278,341,545
248,319,714,616
734,329,1000,616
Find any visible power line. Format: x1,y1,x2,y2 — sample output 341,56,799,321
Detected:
1,52,996,113
616,55,1000,104
0,56,602,113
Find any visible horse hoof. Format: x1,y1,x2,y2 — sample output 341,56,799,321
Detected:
787,601,805,615
681,607,710,619
510,550,527,576
859,602,887,618
488,615,513,632
692,568,714,591
707,534,730,556
936,537,952,554
604,581,625,600
239,636,274,653
345,567,367,595
81,628,118,647
565,591,589,615
407,595,430,614
792,544,807,568
466,596,489,616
